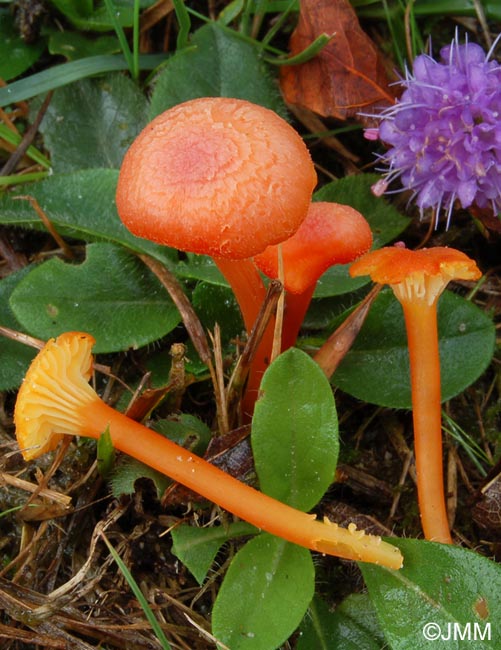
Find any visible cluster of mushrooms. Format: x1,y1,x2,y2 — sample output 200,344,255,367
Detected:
14,97,482,569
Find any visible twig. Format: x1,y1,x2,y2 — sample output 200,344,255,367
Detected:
13,195,74,259
225,280,282,421
0,91,53,176
314,284,382,378
138,254,227,431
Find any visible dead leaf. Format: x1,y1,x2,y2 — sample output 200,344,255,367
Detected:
280,0,396,122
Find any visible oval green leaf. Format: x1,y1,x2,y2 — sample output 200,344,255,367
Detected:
170,521,258,585
149,23,287,119
9,243,180,353
0,10,45,81
252,348,339,511
0,268,38,390
298,594,385,650
361,538,501,649
333,289,495,409
0,169,175,266
35,74,148,172
212,534,314,650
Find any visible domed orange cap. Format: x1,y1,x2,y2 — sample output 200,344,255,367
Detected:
254,202,373,293
116,97,317,260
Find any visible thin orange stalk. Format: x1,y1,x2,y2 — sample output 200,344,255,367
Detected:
350,246,482,544
400,298,452,544
214,257,275,419
14,332,403,569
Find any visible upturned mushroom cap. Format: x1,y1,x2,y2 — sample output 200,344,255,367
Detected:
350,246,481,304
254,202,373,293
116,97,317,260
14,332,97,460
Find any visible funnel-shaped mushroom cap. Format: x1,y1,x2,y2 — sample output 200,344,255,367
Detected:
350,246,481,304
14,332,97,460
254,202,372,293
116,97,317,260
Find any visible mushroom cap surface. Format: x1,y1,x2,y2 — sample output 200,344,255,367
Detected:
14,332,96,460
254,202,372,293
116,97,317,260
349,246,482,284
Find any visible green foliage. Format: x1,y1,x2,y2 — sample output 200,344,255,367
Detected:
102,533,172,650
252,348,338,510
148,22,287,119
361,538,501,649
0,268,37,390
211,350,339,649
212,534,315,650
35,75,148,171
0,4,498,650
333,289,496,408
298,593,386,650
97,426,116,478
0,10,45,81
0,169,175,265
9,243,181,353
110,457,170,499
171,521,258,584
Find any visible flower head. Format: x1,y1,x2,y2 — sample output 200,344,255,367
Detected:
370,35,501,224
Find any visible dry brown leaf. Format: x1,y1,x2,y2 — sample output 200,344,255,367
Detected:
280,0,396,122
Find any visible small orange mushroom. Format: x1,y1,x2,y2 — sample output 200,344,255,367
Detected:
254,202,372,350
350,246,482,543
116,97,317,415
14,331,403,569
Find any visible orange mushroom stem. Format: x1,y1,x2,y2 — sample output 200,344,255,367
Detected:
116,97,317,417
350,246,481,543
14,331,403,569
254,202,373,350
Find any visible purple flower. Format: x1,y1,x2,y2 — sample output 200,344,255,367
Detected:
369,35,501,225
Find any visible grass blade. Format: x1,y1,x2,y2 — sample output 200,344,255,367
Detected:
0,54,166,107
101,532,172,649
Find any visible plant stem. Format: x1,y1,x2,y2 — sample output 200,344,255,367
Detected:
82,398,403,568
214,258,275,418
402,299,452,544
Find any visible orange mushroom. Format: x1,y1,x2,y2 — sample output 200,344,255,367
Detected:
350,246,482,543
254,202,372,350
14,331,403,569
116,97,317,415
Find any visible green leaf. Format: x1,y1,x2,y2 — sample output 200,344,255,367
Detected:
176,255,227,286
0,268,37,390
171,521,258,585
153,414,212,456
298,594,386,650
148,22,286,119
0,10,45,81
0,169,175,266
97,426,116,478
110,457,170,500
9,242,180,353
312,175,410,298
191,282,243,343
333,289,496,409
314,175,410,249
361,538,501,649
48,31,121,60
0,54,165,107
35,74,148,172
49,0,140,31
212,534,314,650
101,534,172,650
252,348,338,511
